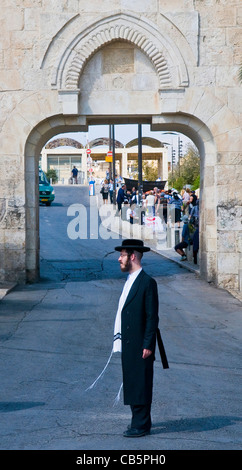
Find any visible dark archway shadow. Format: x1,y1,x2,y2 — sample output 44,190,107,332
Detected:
151,416,242,435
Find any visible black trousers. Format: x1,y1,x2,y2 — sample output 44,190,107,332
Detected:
130,404,151,430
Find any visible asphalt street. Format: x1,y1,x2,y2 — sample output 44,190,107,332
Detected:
0,185,241,452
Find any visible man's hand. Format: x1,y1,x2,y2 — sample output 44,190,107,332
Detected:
142,349,152,359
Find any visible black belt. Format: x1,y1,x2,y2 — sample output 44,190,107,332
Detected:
157,328,169,369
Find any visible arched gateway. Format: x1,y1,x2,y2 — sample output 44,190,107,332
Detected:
0,3,241,293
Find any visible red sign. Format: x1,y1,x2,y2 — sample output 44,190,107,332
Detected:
107,151,112,156
86,148,91,154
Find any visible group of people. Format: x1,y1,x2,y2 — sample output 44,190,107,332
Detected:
100,178,200,263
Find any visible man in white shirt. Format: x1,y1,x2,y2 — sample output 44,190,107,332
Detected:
114,239,159,437
146,190,156,216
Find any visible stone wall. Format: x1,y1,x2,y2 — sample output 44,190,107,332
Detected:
0,0,241,291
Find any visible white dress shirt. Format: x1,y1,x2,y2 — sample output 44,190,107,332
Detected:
113,268,142,352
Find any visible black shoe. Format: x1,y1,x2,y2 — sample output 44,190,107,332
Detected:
123,427,150,438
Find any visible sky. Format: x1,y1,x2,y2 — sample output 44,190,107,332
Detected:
48,124,193,163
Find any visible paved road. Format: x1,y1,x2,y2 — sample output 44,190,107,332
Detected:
0,186,241,451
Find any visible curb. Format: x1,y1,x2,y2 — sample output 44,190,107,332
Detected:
0,283,17,301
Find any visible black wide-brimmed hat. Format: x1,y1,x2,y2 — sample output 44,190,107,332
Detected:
114,239,150,253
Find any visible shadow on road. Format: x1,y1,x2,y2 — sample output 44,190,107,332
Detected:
0,402,45,412
151,415,241,435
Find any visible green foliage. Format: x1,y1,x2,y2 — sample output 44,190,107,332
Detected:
132,161,158,181
192,174,200,190
168,143,200,190
168,175,185,192
239,65,242,83
45,169,58,183
142,161,158,181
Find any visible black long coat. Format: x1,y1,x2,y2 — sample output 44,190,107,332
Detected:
121,270,159,405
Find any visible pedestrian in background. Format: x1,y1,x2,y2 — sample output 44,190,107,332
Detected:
174,214,190,261
109,179,114,204
100,179,109,204
169,190,182,227
71,166,78,184
146,190,156,217
116,184,126,213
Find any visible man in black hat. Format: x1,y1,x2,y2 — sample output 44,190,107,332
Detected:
114,239,159,437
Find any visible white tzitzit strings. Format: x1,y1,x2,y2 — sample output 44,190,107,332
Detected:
85,349,123,405
85,277,128,392
113,382,123,406
85,350,114,391
85,269,141,402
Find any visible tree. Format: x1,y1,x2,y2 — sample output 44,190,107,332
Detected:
45,169,58,184
192,174,200,190
132,160,158,181
142,161,158,180
168,143,200,190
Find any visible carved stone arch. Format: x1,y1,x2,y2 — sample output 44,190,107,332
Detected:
45,138,84,149
56,13,189,91
64,29,171,90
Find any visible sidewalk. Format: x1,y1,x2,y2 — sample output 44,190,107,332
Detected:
97,193,241,303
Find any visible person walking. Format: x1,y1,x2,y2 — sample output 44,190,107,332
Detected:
174,214,190,261
182,188,191,215
109,179,114,204
71,166,78,184
169,190,182,227
116,184,126,213
146,190,156,217
114,239,168,437
100,179,109,204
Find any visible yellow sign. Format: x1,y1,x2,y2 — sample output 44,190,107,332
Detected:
105,156,113,162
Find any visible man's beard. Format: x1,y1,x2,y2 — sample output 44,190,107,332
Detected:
120,257,131,272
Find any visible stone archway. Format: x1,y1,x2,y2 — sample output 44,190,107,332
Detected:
24,110,215,285
1,5,241,293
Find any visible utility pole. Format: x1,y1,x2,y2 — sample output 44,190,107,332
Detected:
112,125,116,205
109,125,112,180
138,124,143,205
178,136,183,176
172,147,176,177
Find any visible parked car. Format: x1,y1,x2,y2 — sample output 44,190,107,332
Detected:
39,170,55,206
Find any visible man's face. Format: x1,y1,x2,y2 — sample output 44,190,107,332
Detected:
118,250,131,272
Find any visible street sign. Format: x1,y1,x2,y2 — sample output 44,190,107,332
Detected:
106,150,112,162
88,168,94,172
86,148,91,154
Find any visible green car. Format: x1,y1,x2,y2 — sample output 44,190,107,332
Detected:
39,170,55,206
